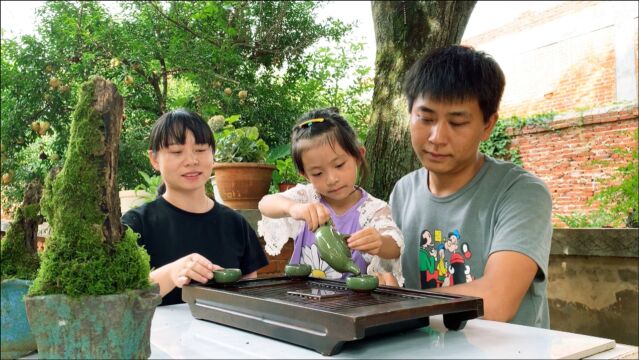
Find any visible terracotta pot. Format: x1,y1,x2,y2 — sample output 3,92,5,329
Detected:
278,182,297,192
212,162,275,209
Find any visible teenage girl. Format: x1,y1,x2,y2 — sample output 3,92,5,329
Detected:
122,109,268,305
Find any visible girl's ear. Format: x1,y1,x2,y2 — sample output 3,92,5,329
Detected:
359,146,366,159
148,150,160,171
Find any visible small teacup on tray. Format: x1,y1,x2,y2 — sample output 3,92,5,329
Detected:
346,274,378,292
213,268,242,284
284,264,312,278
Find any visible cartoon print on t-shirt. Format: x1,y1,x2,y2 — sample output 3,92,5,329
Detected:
418,228,473,288
419,229,438,289
447,229,473,285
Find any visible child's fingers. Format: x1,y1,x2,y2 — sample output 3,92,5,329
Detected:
375,272,399,287
307,206,319,231
317,204,331,225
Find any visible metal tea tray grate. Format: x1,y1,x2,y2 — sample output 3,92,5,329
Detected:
183,277,483,355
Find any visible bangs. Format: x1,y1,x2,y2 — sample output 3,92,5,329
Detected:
291,132,339,173
150,109,214,152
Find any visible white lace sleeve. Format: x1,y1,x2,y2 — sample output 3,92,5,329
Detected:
359,195,405,287
257,184,319,256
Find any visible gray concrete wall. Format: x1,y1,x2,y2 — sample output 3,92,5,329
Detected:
548,228,638,346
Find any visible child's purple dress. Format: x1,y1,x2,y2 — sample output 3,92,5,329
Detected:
258,184,405,285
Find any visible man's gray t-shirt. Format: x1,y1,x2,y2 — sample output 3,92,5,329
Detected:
389,155,552,328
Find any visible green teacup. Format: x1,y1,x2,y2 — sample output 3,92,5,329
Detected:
346,274,378,292
213,268,242,284
284,264,312,278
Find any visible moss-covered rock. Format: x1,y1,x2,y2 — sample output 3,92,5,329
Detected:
28,77,150,297
0,180,43,281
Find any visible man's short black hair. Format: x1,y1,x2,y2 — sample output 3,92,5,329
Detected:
403,45,505,122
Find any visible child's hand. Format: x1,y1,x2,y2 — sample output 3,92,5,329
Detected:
347,228,383,255
375,272,399,287
172,253,221,288
288,202,331,231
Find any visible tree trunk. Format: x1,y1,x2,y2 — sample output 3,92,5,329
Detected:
92,78,125,245
364,1,476,200
20,180,44,254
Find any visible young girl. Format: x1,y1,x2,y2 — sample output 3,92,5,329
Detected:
122,109,268,305
258,107,404,286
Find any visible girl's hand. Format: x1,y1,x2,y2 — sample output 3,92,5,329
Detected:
347,228,383,255
288,203,331,231
171,253,221,288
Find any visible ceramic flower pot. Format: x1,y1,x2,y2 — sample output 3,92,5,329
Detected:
346,275,379,292
212,163,275,209
24,285,161,359
1,279,37,359
213,268,242,284
284,264,312,278
314,222,361,276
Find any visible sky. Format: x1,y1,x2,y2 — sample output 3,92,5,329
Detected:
0,1,562,71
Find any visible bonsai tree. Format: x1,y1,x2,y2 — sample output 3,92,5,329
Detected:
1,179,43,358
24,76,159,359
1,179,43,281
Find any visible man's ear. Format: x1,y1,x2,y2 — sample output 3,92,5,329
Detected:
148,150,160,171
481,113,499,141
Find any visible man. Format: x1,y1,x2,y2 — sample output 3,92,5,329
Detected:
390,45,552,328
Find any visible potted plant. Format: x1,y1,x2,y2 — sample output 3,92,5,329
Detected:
0,179,43,359
23,77,160,358
275,156,305,192
119,171,161,213
209,114,275,209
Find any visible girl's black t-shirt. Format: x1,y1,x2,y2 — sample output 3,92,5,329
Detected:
121,196,268,305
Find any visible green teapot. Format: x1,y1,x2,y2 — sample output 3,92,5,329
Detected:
314,219,361,276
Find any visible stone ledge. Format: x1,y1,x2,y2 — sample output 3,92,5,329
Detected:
5,216,636,258
551,228,638,257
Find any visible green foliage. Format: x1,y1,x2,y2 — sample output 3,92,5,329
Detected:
213,115,269,163
1,1,371,212
480,120,522,166
501,111,556,130
557,129,638,228
275,157,306,184
29,78,150,297
134,170,162,202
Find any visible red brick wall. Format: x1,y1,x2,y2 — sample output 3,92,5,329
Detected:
257,238,293,277
510,107,638,227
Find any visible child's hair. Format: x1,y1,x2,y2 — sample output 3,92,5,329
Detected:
291,107,369,185
149,108,215,154
403,45,505,122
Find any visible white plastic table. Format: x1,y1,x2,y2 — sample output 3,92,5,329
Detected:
149,304,636,359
